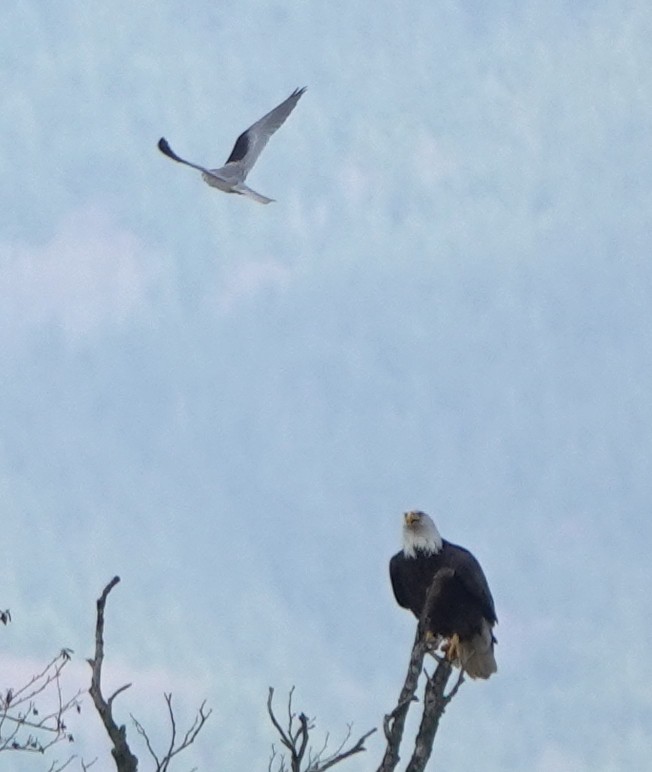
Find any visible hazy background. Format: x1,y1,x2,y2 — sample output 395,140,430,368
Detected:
2,2,651,770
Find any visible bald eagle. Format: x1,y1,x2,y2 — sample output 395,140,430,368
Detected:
389,510,497,679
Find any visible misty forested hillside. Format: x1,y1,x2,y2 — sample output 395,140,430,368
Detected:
2,2,651,769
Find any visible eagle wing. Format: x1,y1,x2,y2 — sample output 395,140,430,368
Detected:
445,543,497,624
389,552,413,611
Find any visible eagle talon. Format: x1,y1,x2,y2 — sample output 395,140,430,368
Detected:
443,633,461,663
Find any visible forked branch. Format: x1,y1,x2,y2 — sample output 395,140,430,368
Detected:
86,577,211,772
0,647,81,756
267,687,375,772
131,692,211,771
86,576,138,772
377,567,465,772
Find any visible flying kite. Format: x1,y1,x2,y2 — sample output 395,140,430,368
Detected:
389,510,497,679
158,87,306,204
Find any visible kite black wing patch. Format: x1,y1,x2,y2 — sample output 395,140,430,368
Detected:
226,130,250,164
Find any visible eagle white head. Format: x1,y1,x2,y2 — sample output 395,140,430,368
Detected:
402,510,443,558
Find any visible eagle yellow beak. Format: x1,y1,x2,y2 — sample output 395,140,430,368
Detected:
404,511,420,525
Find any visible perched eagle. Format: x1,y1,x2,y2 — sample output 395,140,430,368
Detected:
389,510,497,679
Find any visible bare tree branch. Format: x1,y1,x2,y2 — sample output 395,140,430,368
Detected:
0,648,82,756
315,726,377,772
87,577,211,771
46,754,98,772
404,660,463,772
86,576,139,772
131,715,160,769
268,687,375,772
131,693,211,771
163,692,178,765
376,626,426,772
269,744,288,772
377,567,464,772
268,688,296,757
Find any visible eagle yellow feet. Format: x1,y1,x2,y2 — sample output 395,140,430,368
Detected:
442,633,461,663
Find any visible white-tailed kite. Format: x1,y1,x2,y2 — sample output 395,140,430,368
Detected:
158,87,306,204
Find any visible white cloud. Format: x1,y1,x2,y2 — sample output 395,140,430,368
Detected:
216,258,292,314
0,652,204,708
535,743,587,772
410,130,458,187
0,206,173,345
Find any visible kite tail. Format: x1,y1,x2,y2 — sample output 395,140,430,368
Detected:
232,183,275,204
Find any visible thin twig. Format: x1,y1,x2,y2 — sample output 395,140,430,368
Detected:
0,649,81,756
131,694,211,770
268,688,295,753
131,715,160,768
268,687,375,772
315,727,377,771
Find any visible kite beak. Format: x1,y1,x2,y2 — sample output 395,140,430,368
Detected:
404,511,420,526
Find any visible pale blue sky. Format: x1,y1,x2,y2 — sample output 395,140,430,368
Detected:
2,2,652,769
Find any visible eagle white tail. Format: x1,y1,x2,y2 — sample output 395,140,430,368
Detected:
459,619,497,680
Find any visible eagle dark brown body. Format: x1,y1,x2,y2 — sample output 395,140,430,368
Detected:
390,511,497,679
